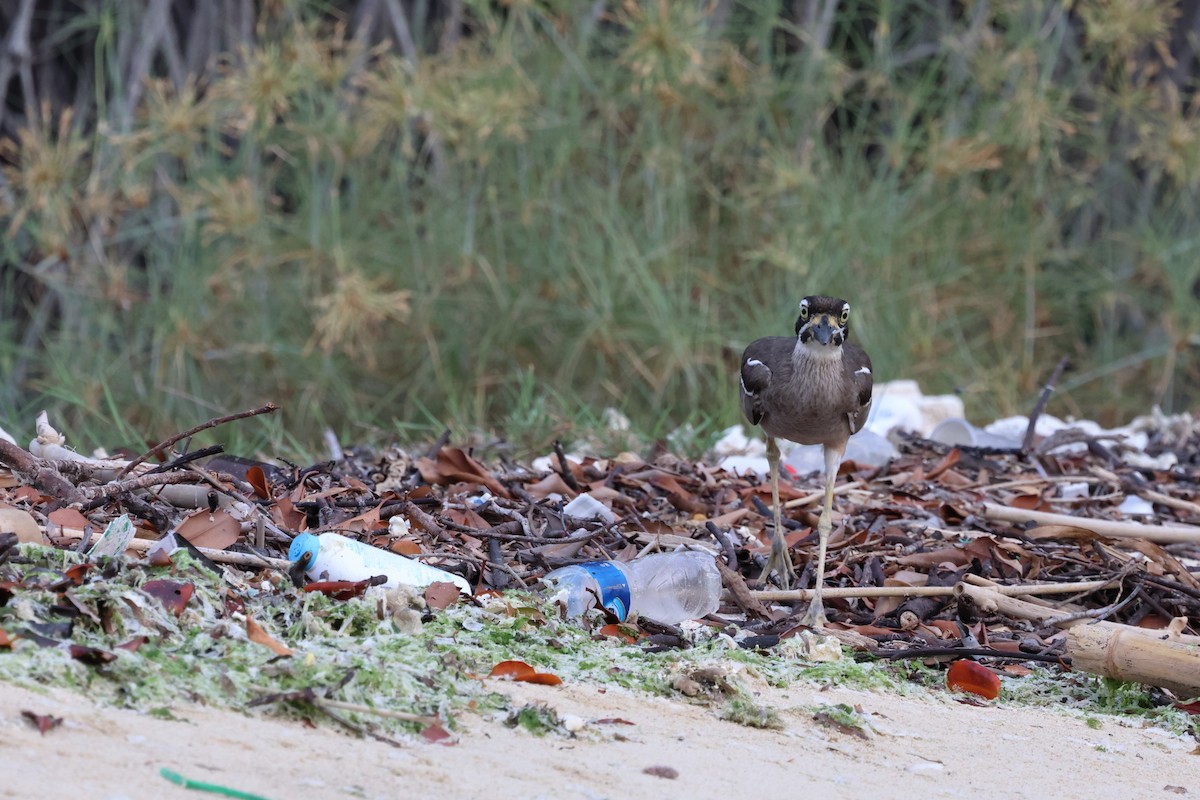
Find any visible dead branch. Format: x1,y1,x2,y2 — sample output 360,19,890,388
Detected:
118,402,279,478
0,439,85,506
1023,356,1070,452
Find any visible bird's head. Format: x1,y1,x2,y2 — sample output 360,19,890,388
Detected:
794,295,850,348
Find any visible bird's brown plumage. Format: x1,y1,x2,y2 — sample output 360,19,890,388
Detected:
738,294,873,616
739,296,873,449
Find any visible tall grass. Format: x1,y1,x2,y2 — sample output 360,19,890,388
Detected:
1,1,1198,454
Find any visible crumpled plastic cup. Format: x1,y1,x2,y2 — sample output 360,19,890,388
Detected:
929,418,1021,449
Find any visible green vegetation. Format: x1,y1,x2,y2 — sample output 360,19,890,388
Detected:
1,1,1199,455
1,543,1195,740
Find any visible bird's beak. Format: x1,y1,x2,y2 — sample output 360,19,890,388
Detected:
812,315,836,345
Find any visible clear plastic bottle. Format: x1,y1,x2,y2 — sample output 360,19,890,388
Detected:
289,531,472,594
542,550,721,624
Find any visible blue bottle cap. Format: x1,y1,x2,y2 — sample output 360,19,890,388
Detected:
289,532,320,566
580,561,632,621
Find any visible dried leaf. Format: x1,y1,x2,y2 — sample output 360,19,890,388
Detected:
1025,524,1098,542
68,644,116,665
47,507,90,533
643,766,679,780
946,659,1001,700
425,581,460,611
0,506,41,544
246,466,271,499
434,448,511,498
141,580,194,616
175,508,241,550
390,539,423,556
21,711,63,735
271,492,307,533
594,717,636,725
246,617,293,657
1009,494,1050,512
525,472,576,499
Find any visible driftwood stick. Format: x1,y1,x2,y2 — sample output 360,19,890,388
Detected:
749,577,1120,603
981,501,1200,544
118,402,279,478
51,529,291,570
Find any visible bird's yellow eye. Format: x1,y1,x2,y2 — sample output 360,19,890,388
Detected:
840,306,850,323
799,304,809,320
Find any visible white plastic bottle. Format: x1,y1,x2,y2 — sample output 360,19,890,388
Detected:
289,532,472,594
542,550,721,624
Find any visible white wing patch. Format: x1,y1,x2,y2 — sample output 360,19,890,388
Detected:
747,358,764,367
855,366,871,375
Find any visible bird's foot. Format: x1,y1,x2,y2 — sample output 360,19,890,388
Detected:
761,534,797,589
797,597,828,629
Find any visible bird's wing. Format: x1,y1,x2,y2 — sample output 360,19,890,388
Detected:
844,343,874,434
739,340,783,427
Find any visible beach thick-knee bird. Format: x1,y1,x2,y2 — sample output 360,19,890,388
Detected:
739,295,873,626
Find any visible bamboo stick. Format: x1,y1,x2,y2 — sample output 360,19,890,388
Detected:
956,582,1200,697
1066,623,1200,698
981,502,1200,544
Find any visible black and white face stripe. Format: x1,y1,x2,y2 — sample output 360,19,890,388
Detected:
795,297,850,346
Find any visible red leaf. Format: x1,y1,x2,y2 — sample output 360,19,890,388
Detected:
489,660,536,679
303,579,374,601
420,722,456,745
0,628,12,648
518,672,564,686
246,466,270,499
946,659,1001,700
487,660,562,685
598,624,639,644
68,644,116,665
117,636,148,653
141,580,194,616
1174,700,1200,716
21,711,63,735
424,581,460,611
63,563,92,586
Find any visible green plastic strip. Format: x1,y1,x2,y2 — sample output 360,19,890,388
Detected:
159,768,272,800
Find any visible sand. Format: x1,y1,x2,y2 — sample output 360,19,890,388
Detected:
1,670,1195,800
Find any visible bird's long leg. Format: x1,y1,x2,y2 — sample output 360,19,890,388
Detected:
761,437,797,588
799,444,844,628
